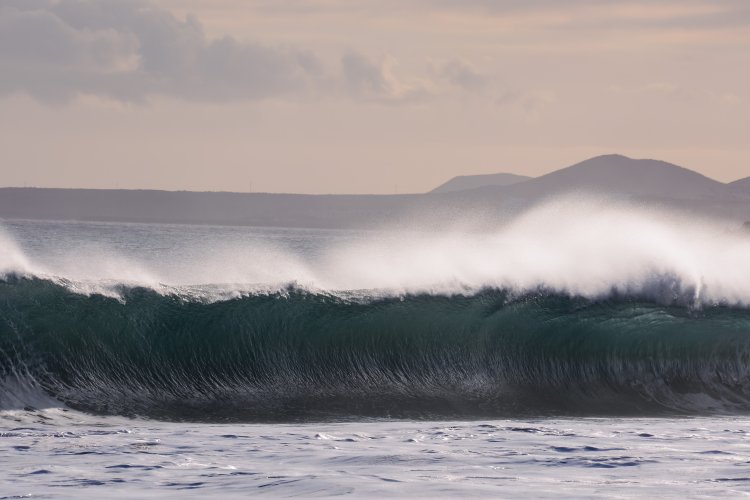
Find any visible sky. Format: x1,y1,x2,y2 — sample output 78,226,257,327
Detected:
0,0,748,194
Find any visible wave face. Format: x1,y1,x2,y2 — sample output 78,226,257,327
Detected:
2,275,750,421
2,199,750,421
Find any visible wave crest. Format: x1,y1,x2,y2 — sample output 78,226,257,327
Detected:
3,198,750,305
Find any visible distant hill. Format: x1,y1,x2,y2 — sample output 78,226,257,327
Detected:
0,188,421,229
730,177,750,194
500,154,731,201
430,172,531,194
2,155,749,228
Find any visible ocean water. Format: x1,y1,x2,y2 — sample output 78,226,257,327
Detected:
2,200,750,497
4,411,750,498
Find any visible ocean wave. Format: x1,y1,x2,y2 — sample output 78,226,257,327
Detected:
2,199,750,420
2,276,750,421
3,198,750,305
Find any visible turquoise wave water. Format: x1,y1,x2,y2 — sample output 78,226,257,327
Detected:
2,275,750,421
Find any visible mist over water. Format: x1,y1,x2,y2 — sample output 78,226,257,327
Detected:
2,197,749,306
2,197,750,423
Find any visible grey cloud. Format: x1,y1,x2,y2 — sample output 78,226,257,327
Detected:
0,8,136,68
435,60,487,91
0,0,541,106
429,0,750,30
0,0,321,103
342,52,390,97
341,52,431,103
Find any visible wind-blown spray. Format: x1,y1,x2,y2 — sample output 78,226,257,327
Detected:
1,198,750,420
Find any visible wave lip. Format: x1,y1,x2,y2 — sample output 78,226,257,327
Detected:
2,276,750,422
4,197,750,305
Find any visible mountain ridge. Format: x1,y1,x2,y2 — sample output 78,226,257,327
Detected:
430,172,531,194
1,155,749,228
494,154,730,201
730,176,750,193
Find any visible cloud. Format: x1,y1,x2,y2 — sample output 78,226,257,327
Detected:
0,0,551,107
341,52,432,104
0,0,322,103
434,59,487,91
429,0,750,31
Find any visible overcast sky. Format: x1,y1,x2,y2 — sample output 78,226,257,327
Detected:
1,0,748,194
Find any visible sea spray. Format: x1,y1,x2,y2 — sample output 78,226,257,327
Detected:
1,198,750,420
3,197,749,305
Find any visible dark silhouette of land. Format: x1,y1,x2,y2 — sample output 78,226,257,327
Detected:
730,176,750,194
2,154,749,228
0,189,422,228
498,154,728,200
431,172,531,194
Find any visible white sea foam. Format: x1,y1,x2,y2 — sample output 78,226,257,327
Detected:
0,228,38,277
1,197,749,305
318,198,750,304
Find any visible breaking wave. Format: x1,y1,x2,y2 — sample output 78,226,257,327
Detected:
1,277,750,421
1,198,750,421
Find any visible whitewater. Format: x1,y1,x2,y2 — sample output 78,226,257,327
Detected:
3,197,750,304
2,198,750,497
